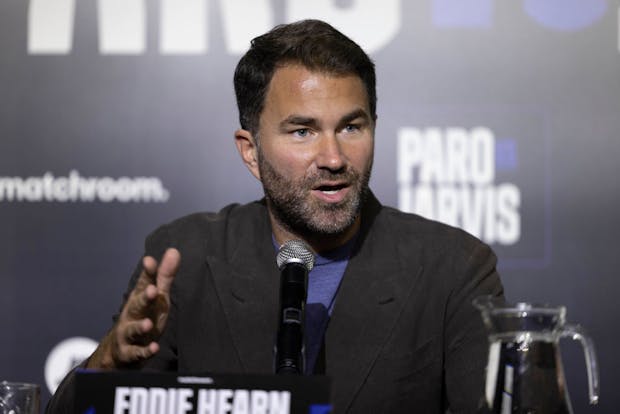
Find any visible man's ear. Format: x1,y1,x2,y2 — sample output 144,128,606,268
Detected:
234,128,261,181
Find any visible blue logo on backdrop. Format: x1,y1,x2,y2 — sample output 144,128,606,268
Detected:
524,0,608,31
495,139,519,171
433,0,608,30
432,0,493,28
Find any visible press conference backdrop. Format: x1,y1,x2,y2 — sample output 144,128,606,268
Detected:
1,0,618,411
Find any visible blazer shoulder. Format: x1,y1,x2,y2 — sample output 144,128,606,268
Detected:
377,205,492,258
157,200,265,234
142,199,268,258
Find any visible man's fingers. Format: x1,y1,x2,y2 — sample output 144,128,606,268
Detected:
135,256,158,291
123,318,153,344
118,342,160,363
156,248,180,294
134,249,179,295
125,285,157,319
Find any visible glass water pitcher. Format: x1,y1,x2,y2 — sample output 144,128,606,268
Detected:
475,297,599,413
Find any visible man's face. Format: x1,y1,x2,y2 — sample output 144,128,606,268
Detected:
255,64,374,238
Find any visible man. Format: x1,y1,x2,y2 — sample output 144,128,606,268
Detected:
48,20,503,413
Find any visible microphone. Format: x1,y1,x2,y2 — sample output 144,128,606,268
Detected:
274,239,315,374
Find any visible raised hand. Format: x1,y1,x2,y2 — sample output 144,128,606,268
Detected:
87,248,181,369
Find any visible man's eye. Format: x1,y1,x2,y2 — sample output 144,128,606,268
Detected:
293,128,309,137
344,124,360,133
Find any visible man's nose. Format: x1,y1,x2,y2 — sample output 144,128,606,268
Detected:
315,133,346,171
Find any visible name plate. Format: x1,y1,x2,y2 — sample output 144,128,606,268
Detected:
75,370,331,414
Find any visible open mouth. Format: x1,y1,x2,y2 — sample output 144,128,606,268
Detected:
316,183,347,194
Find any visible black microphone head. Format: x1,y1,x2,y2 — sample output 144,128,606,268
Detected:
276,239,315,272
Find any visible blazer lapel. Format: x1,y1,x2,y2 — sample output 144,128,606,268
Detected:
206,203,281,374
325,196,424,412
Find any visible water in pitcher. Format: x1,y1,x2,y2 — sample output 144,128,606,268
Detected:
475,297,599,414
484,337,572,413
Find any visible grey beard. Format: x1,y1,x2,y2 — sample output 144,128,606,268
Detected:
258,151,371,239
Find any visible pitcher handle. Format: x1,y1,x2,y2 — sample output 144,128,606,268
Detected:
561,324,599,405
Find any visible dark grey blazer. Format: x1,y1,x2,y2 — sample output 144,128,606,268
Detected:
47,193,503,413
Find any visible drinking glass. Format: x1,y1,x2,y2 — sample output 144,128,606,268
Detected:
0,382,40,414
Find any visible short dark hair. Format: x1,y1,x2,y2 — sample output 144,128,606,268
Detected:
233,19,376,135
